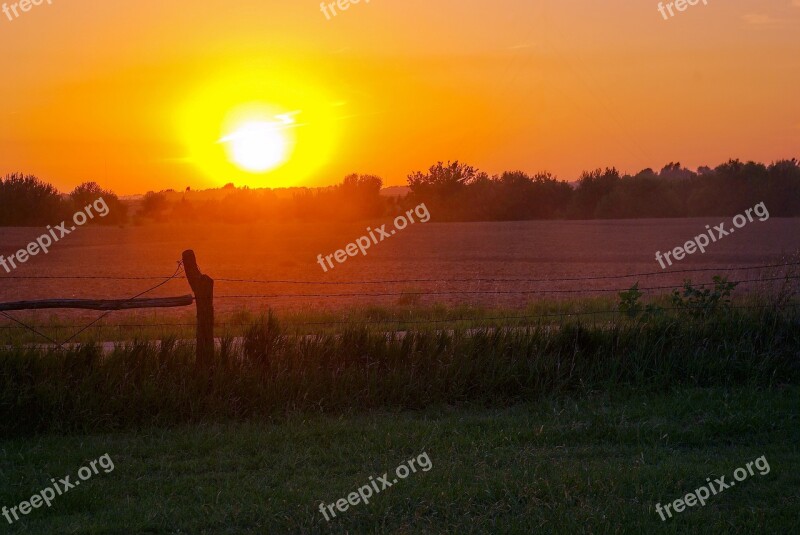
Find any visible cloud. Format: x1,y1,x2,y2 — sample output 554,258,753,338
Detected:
741,13,782,25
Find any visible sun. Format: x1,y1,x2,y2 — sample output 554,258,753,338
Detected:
177,67,340,188
220,119,292,173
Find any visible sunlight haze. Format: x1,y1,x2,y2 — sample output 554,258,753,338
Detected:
1,0,798,193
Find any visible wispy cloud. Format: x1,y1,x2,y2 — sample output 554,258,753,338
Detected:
741,13,782,25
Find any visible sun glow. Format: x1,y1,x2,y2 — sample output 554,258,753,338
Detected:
220,117,294,173
176,67,340,188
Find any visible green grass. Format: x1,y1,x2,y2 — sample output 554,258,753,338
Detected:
0,386,797,534
1,304,798,435
1,297,797,532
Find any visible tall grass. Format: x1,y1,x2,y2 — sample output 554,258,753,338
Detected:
1,305,798,436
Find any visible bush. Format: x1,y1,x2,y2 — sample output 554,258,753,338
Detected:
671,276,739,318
0,173,66,226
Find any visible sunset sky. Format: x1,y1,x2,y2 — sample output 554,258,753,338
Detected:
1,0,798,194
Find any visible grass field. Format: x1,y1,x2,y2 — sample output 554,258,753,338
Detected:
1,221,799,533
2,301,798,435
1,387,797,534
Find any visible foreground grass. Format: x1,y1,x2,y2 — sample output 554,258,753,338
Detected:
0,387,797,534
0,299,628,345
2,305,798,435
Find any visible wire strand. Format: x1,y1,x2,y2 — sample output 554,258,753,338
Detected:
1,261,797,285
214,275,798,300
0,311,64,347
59,262,185,345
1,303,796,335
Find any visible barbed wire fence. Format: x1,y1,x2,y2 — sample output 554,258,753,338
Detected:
1,259,798,348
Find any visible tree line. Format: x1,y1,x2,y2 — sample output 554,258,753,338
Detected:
2,158,799,226
0,174,127,226
407,159,800,221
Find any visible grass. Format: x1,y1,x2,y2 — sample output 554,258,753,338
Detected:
3,277,795,345
0,298,631,345
1,293,797,532
0,386,797,534
1,301,798,436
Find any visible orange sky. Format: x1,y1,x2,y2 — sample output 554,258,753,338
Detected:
1,0,798,194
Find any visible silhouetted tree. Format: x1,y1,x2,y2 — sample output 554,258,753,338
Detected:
0,173,66,226
4,158,798,227
569,168,621,218
138,191,169,221
408,161,481,220
338,174,384,219
69,182,128,225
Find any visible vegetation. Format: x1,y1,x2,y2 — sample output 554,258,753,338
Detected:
3,157,800,225
1,298,797,436
0,173,64,226
1,278,796,531
407,159,800,221
68,181,128,225
0,387,796,533
0,174,126,226
618,277,741,320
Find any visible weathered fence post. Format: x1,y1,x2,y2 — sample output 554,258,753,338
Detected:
182,250,214,369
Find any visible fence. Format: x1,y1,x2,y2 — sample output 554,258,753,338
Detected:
0,249,216,369
1,255,798,370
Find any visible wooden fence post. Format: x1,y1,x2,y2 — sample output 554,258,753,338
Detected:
182,250,214,369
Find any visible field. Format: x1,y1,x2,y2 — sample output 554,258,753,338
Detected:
1,219,799,533
1,218,799,334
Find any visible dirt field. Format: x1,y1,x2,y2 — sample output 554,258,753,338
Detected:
1,218,799,324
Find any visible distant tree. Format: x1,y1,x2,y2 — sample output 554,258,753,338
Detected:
340,173,382,194
697,166,714,176
138,191,169,221
69,181,128,225
495,171,535,220
764,159,800,216
530,172,573,219
659,162,696,181
408,161,479,196
407,161,481,220
216,188,280,223
634,168,658,180
0,173,66,226
569,168,621,218
768,159,800,177
597,174,684,218
337,174,384,219
460,172,499,221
